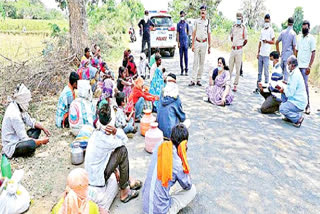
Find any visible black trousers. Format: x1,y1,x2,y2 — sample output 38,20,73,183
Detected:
260,91,281,114
142,38,151,61
12,128,41,158
104,146,129,190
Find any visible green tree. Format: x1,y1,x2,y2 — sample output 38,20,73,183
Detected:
240,0,266,29
292,7,304,34
169,0,222,23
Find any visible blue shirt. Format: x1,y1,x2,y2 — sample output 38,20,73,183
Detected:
56,85,74,127
138,19,155,40
284,67,308,110
142,143,192,214
297,34,316,68
177,21,189,47
277,26,297,61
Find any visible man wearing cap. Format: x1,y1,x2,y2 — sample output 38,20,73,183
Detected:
138,10,155,61
177,11,189,76
276,17,297,82
229,12,248,92
189,5,211,86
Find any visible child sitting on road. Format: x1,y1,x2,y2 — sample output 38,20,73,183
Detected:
115,92,137,134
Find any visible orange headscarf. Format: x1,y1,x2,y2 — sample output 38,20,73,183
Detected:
157,140,190,188
58,168,90,214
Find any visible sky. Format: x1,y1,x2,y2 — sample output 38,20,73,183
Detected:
42,0,320,27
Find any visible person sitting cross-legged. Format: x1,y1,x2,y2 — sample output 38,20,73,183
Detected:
143,124,196,214
2,84,51,158
277,55,307,127
206,57,233,106
157,73,186,139
85,103,142,212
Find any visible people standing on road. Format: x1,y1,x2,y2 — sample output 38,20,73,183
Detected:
177,11,189,76
276,17,297,82
254,14,275,93
206,57,233,106
189,5,211,87
258,51,284,114
278,56,307,128
296,20,316,115
138,10,155,62
229,12,248,92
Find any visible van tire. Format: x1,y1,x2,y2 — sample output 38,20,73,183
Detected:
170,49,175,57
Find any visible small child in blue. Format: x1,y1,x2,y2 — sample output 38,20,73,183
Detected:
115,92,137,134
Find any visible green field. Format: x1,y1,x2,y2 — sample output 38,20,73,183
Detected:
0,18,68,32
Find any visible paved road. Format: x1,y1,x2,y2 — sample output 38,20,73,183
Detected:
111,40,320,214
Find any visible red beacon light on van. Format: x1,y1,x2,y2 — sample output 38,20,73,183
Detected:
159,11,168,14
168,26,175,31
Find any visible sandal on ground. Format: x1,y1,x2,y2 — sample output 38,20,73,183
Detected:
282,117,292,123
196,81,202,86
130,180,143,190
188,81,195,86
232,85,237,92
120,190,139,203
293,117,304,128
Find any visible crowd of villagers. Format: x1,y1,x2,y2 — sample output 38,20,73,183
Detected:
1,44,195,214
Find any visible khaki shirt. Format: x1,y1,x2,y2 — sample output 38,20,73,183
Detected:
230,24,247,47
194,18,211,41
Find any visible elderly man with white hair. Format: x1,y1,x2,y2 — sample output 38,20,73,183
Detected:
1,84,51,158
277,55,307,127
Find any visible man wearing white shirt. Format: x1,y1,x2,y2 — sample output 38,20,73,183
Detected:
296,20,316,114
255,14,275,93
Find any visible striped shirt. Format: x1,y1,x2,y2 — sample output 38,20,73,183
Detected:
56,84,75,127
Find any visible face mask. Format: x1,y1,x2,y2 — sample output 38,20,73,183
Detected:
144,15,149,21
217,66,223,71
180,17,185,21
302,28,309,35
264,23,270,28
236,19,241,25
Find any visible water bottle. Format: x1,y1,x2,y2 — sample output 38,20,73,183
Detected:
71,143,84,165
1,154,12,179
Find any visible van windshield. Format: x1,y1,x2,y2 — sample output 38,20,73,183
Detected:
151,16,173,27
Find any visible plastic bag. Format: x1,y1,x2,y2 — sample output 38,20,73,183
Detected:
0,170,31,214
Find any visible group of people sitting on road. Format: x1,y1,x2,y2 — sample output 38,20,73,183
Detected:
0,43,195,214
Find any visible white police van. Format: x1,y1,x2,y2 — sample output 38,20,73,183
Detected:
149,11,176,57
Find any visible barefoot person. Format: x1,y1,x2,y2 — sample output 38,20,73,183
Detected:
1,84,51,158
189,5,211,87
229,12,248,92
143,124,196,214
85,103,142,210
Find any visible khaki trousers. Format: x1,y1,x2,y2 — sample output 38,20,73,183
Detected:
167,184,197,214
192,41,207,82
229,49,243,85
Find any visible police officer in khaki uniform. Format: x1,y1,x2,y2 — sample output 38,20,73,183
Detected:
229,12,248,92
189,5,211,87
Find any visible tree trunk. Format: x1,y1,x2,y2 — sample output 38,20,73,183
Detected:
67,0,89,60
